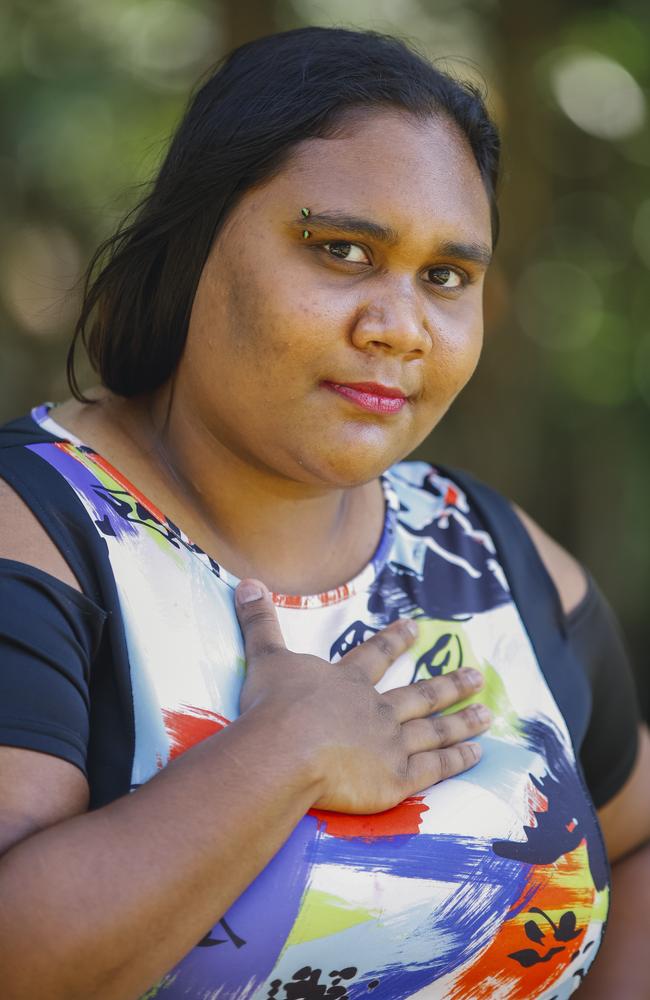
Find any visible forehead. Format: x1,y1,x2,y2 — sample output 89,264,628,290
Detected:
259,110,492,243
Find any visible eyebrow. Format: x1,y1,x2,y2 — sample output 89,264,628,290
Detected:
298,211,399,245
294,211,493,267
437,239,493,268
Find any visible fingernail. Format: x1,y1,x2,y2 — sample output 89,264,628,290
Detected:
465,669,484,688
406,620,418,637
237,581,264,604
475,704,491,723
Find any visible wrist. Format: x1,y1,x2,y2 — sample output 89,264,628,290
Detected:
229,700,326,808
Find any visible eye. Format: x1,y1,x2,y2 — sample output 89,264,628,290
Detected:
426,266,466,289
323,241,370,264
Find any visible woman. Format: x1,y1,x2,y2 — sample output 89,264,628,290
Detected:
0,26,648,1000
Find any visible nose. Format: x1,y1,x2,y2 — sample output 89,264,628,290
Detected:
350,281,432,358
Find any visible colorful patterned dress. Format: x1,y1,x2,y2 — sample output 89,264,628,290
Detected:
0,404,615,999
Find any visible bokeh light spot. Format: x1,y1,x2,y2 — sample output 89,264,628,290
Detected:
514,260,602,350
116,1,220,91
555,314,633,406
1,225,82,338
550,51,645,140
635,330,650,407
633,199,650,270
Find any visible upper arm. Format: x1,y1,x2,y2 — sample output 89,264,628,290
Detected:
0,746,89,856
0,477,93,855
598,724,650,862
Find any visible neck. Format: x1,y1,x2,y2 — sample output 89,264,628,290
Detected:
135,386,384,596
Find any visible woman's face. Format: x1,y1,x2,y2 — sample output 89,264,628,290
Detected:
179,110,493,488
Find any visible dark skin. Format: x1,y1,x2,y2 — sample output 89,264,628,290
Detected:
0,108,648,998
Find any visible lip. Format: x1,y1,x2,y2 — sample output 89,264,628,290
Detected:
322,381,408,415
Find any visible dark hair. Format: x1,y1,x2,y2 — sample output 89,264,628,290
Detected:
68,26,501,400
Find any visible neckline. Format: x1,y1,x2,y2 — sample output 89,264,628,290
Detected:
31,403,400,609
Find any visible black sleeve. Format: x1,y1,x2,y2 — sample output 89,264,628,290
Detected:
0,558,107,776
566,575,640,809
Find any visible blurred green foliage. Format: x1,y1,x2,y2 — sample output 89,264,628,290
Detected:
1,0,649,713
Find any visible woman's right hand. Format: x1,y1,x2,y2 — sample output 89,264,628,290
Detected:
235,579,491,814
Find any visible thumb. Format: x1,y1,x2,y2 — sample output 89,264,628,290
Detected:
235,579,286,662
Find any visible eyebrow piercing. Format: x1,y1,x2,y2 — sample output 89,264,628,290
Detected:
300,207,311,238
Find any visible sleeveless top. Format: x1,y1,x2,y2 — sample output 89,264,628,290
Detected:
0,403,632,1000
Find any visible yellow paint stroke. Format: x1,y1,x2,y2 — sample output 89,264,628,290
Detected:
411,617,521,739
285,888,378,948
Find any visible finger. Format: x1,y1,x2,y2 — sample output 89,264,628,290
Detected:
401,704,491,755
385,667,484,723
234,579,287,661
343,619,419,684
406,741,482,794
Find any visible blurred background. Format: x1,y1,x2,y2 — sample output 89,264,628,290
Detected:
1,0,648,716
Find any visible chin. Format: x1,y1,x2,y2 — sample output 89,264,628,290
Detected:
297,441,411,488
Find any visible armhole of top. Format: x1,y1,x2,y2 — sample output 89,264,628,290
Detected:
0,477,83,593
0,443,104,604
512,505,589,619
0,557,107,620
564,574,598,630
0,415,138,809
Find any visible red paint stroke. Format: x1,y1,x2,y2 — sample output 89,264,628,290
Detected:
450,846,595,999
60,441,168,525
444,485,459,507
309,796,429,840
162,705,231,760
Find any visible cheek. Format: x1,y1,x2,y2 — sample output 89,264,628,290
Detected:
454,321,484,381
234,263,336,359
425,311,484,397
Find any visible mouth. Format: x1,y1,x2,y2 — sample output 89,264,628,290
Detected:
322,381,409,415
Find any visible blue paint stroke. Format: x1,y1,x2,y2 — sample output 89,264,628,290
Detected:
160,814,322,997
493,719,608,891
340,838,531,1000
